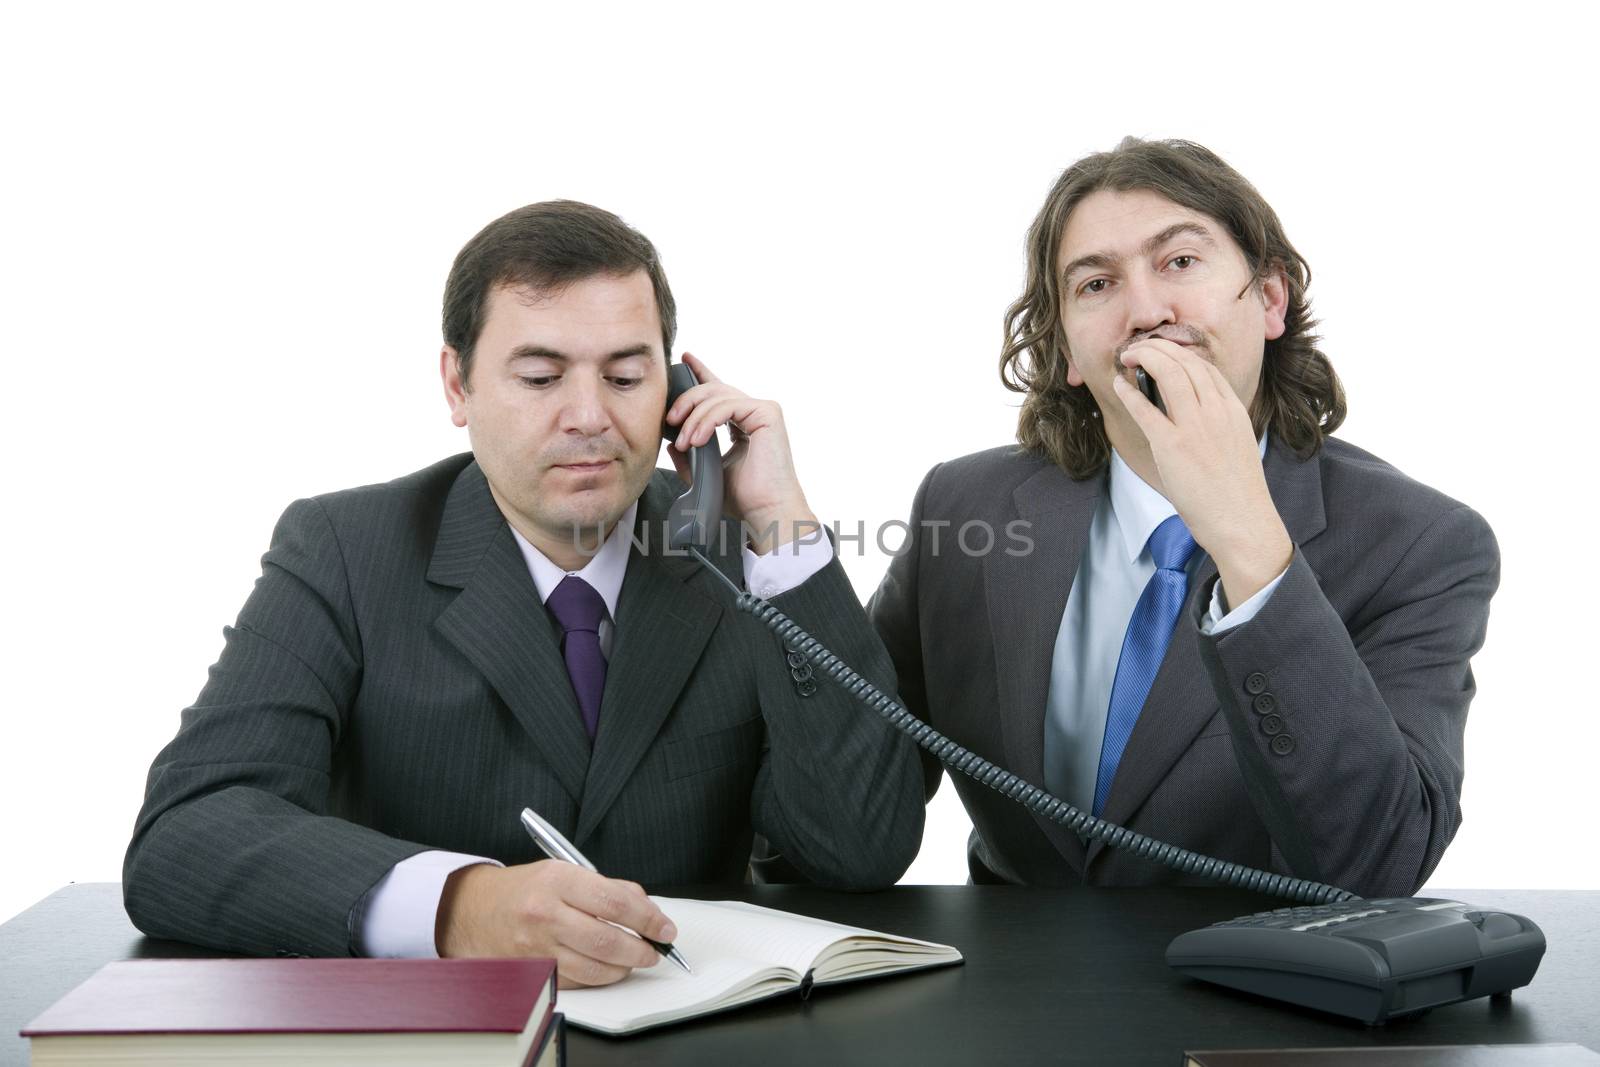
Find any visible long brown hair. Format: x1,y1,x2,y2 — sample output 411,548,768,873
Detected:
1000,138,1346,478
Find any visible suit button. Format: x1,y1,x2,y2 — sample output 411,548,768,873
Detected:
790,662,814,682
1260,713,1285,736
1245,672,1269,695
786,651,808,668
1270,734,1295,756
797,679,817,697
1252,693,1277,715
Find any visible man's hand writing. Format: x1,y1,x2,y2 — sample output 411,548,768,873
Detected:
435,861,676,989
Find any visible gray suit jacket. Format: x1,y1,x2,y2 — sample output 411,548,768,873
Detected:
124,454,924,957
868,436,1497,898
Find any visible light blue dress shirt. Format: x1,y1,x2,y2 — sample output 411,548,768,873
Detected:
1042,437,1283,811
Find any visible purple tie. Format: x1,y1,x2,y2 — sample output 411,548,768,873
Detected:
546,575,608,740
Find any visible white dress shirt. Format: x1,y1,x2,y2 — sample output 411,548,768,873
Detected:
1041,436,1285,811
356,502,836,958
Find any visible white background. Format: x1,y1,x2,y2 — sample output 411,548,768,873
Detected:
3,2,1596,927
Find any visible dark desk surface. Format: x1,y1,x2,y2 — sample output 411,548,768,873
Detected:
3,884,1595,1066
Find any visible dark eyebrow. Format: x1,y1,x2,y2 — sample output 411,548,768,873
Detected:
507,343,655,363
1060,222,1219,289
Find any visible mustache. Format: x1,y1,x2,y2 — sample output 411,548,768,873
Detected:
1116,325,1206,359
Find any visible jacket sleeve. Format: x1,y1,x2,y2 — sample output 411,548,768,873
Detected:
744,540,927,891
1194,504,1499,898
123,498,428,957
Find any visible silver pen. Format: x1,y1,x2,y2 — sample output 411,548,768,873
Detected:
519,807,692,974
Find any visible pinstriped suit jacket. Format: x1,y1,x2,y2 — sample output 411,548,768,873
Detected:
868,436,1498,898
124,454,924,957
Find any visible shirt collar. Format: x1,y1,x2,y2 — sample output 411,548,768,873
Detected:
1108,433,1270,565
511,499,637,621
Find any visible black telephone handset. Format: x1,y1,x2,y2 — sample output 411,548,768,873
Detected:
1135,367,1167,415
663,361,724,549
670,365,1545,1025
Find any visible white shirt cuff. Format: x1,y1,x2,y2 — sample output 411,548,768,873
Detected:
357,850,502,958
1202,565,1289,635
742,527,836,599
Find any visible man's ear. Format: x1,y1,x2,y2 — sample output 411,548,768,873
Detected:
1260,265,1290,341
440,346,469,428
1064,344,1085,387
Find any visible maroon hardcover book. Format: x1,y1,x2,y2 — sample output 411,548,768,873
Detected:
22,958,557,1066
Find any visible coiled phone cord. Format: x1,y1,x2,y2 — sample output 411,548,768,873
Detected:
689,546,1356,906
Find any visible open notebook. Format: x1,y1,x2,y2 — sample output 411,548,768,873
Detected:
559,897,962,1035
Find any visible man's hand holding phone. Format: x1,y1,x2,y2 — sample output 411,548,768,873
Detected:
662,351,819,554
1111,338,1292,609
435,861,676,989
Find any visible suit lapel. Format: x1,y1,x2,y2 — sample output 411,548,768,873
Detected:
984,456,1104,874
1086,436,1328,865
573,474,722,847
428,461,592,803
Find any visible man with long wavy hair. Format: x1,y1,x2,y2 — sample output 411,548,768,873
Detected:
869,138,1498,897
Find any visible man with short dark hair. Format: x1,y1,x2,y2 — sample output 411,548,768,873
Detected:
124,200,924,987
870,138,1497,898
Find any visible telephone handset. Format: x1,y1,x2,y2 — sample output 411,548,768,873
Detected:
665,369,1545,1024
1134,367,1167,415
663,360,724,549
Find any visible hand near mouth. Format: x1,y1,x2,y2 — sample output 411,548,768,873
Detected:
1112,337,1292,610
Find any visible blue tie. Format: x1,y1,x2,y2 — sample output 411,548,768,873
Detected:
1091,515,1198,816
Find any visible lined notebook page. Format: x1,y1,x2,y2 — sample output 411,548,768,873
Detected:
706,900,959,978
677,899,884,970
557,897,947,1034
